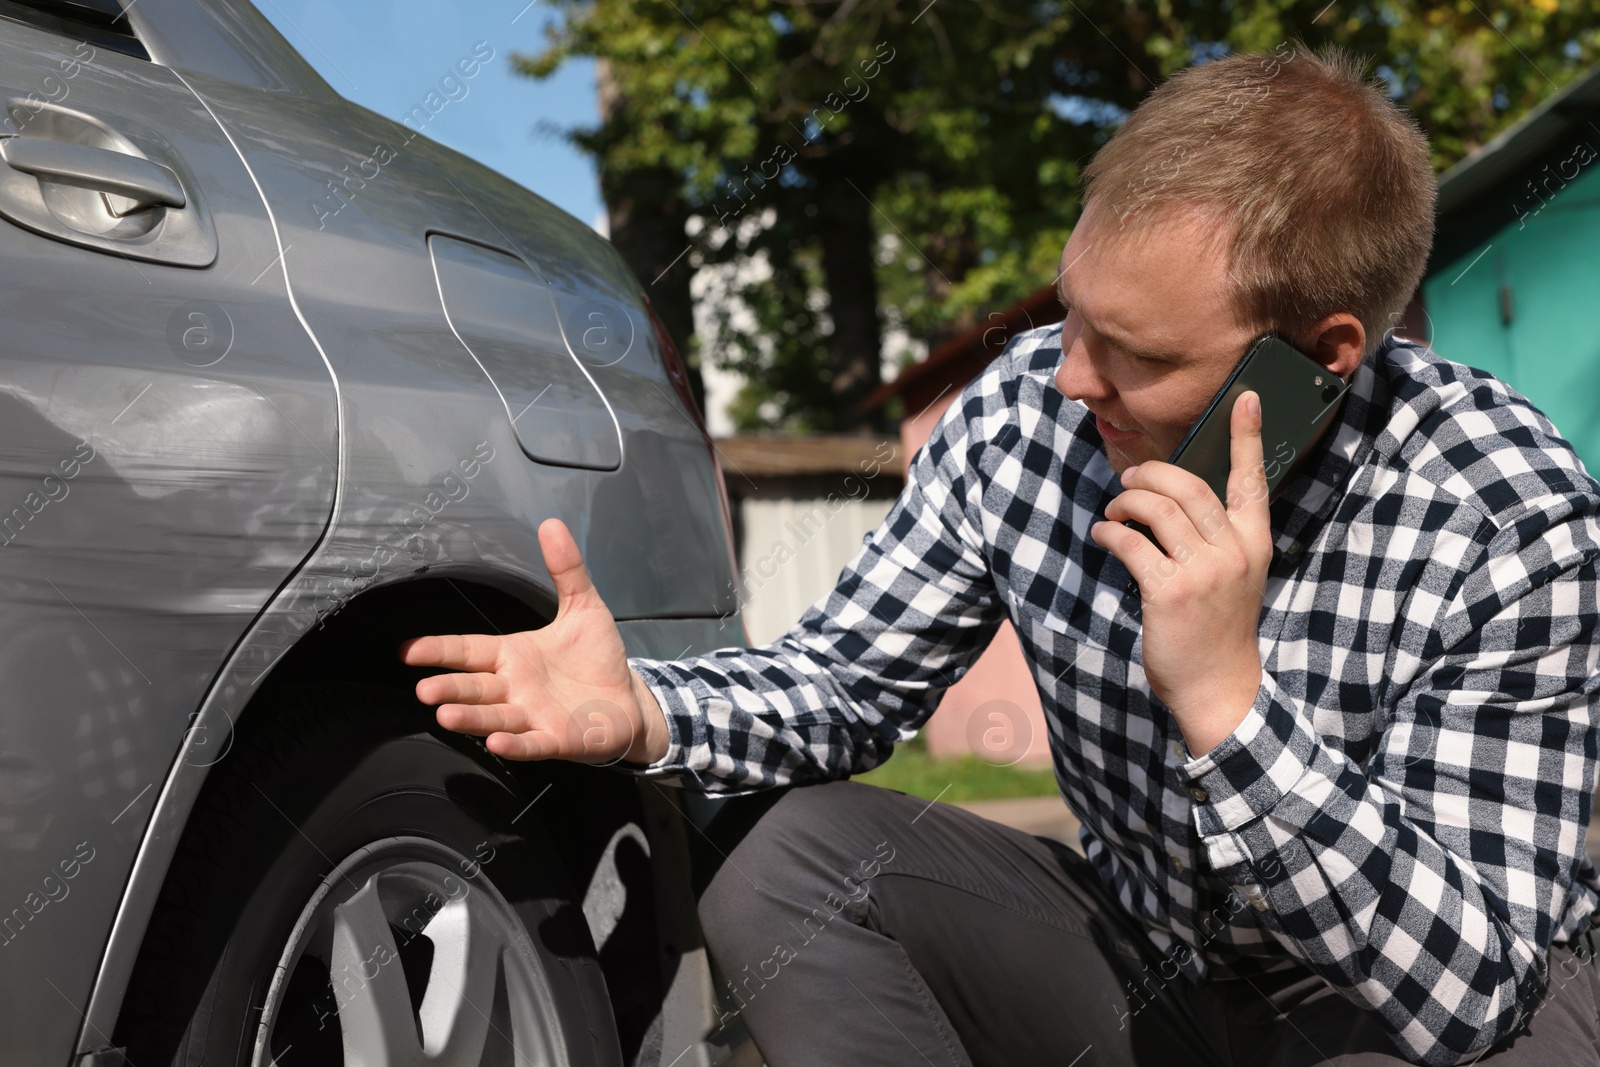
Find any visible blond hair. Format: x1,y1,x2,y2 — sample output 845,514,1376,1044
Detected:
1081,44,1435,356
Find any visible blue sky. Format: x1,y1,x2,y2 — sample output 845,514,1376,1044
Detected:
255,0,606,232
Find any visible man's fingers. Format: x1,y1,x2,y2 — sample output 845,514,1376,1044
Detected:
486,729,567,761
1117,462,1236,548
415,671,509,708
433,700,529,737
434,701,615,763
399,633,502,672
1091,518,1165,579
538,518,599,616
1226,391,1271,530
1104,489,1200,562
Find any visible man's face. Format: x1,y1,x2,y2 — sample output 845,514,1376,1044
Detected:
1052,201,1265,474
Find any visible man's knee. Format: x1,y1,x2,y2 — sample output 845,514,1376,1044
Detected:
697,781,899,952
698,785,828,941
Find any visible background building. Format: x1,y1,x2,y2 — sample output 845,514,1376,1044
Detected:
1422,62,1600,470
715,434,904,646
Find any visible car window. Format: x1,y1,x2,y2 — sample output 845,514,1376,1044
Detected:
0,0,148,59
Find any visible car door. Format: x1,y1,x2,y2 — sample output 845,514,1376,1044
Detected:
0,4,338,1061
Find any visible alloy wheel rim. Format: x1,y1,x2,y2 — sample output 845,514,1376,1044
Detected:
254,835,565,1067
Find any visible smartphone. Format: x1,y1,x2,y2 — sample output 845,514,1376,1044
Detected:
1126,333,1349,549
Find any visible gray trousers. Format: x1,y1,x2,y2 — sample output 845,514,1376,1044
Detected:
697,779,1600,1066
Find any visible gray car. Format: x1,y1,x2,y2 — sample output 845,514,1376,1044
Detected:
0,1,759,1063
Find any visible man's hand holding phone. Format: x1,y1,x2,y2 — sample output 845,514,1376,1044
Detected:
399,518,671,766
1091,391,1273,758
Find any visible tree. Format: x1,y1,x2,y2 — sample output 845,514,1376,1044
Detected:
592,57,705,414
517,1,1600,431
519,1,1105,430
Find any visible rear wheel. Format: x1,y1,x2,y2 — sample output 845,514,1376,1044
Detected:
261,835,570,1065
117,681,623,1067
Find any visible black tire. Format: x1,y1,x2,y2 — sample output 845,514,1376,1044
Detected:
116,678,624,1067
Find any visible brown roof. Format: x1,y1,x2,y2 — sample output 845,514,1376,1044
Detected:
864,284,1067,413
713,434,902,478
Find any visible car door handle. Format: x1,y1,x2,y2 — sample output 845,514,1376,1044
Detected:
0,137,185,214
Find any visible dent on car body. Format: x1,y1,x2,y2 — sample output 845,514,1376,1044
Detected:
0,1,739,1061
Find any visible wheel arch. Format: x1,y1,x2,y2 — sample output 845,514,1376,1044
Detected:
77,567,702,1065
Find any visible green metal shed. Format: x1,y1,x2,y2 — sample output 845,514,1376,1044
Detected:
1421,63,1600,470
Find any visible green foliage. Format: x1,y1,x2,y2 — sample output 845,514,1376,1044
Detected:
517,1,1600,430
852,735,1061,803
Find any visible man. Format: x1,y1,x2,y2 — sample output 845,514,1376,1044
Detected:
400,46,1600,1066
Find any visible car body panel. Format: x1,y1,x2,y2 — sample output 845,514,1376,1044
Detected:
167,58,735,624
0,1,743,1063
0,15,338,1061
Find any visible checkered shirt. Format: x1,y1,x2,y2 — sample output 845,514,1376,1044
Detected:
627,325,1600,1065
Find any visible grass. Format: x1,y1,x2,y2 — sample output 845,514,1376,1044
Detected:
853,735,1061,804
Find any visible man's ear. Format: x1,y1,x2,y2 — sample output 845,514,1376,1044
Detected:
1301,313,1365,379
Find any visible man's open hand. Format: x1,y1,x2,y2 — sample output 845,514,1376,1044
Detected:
399,518,670,765
1091,391,1273,756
